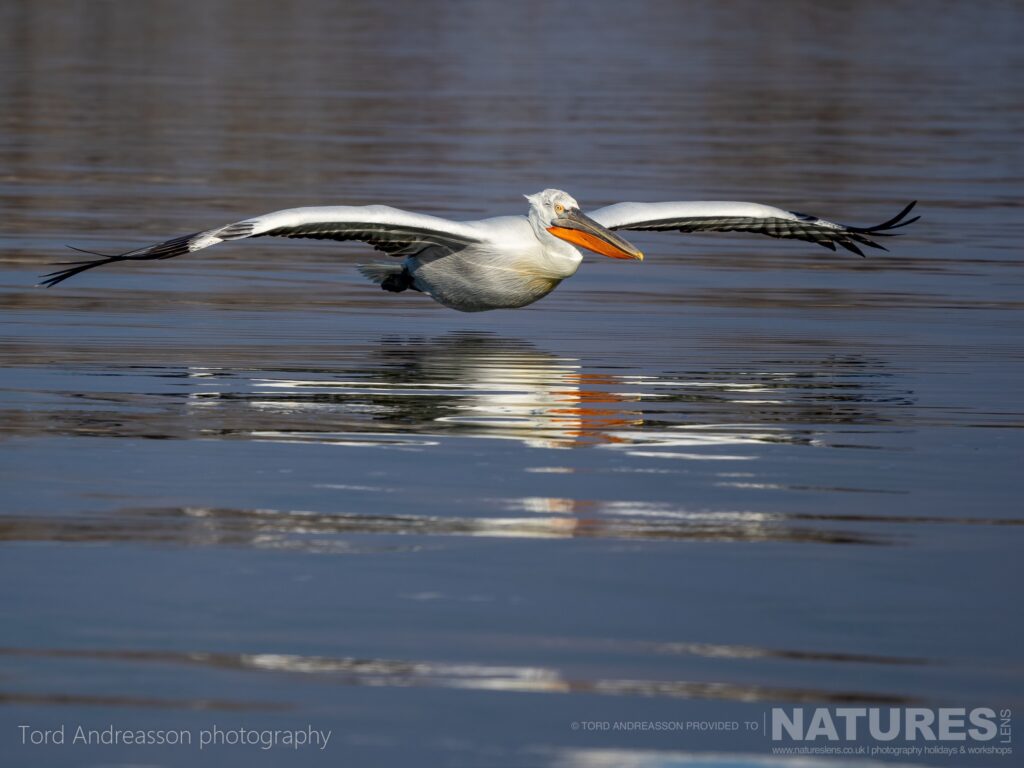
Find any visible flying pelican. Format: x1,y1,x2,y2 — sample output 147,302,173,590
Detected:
40,190,918,312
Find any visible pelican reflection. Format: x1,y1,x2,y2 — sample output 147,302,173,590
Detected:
7,333,911,453
218,335,909,455
235,333,644,449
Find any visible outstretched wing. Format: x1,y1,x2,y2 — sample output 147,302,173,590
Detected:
40,205,482,287
587,200,918,257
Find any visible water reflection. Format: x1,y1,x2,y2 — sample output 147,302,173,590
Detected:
0,690,282,712
2,504,1016,554
238,333,643,449
0,646,919,707
548,748,901,768
0,504,895,548
2,332,914,455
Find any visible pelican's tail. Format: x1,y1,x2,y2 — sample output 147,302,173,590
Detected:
357,263,402,285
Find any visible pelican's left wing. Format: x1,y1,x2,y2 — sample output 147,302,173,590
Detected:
40,205,482,287
587,200,918,257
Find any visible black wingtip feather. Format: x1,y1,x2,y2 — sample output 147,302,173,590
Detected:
39,233,203,287
65,244,116,258
38,257,119,287
839,240,865,257
849,201,919,234
38,244,143,287
888,214,920,230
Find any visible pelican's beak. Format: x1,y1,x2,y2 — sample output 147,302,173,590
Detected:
547,208,644,261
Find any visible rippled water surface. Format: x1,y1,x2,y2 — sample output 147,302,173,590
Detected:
2,2,1022,766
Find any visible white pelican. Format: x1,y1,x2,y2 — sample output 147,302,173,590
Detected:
41,190,917,312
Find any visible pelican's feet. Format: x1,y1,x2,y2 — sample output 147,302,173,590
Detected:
381,269,413,293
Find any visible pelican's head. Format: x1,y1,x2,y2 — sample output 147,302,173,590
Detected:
526,189,643,261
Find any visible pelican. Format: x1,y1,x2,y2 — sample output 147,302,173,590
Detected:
41,189,918,312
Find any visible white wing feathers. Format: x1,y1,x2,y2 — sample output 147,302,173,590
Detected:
41,205,481,287
587,200,919,257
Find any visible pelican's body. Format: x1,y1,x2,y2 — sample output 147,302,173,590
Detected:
372,211,584,312
42,189,917,312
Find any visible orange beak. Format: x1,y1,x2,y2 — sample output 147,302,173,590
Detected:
547,208,644,261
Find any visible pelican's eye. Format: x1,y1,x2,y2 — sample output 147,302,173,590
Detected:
554,203,565,215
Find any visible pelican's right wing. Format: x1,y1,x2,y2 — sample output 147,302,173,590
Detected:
41,205,483,287
587,200,919,256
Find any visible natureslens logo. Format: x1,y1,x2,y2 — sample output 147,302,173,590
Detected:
771,707,1011,743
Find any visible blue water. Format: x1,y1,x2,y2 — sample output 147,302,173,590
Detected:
1,1,1022,766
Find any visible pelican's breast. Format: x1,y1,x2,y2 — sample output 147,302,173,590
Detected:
408,218,568,312
410,247,563,312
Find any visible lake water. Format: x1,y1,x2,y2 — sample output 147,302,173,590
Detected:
1,1,1022,766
